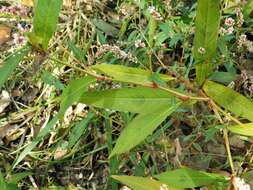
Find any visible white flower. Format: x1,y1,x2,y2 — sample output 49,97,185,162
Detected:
225,17,235,26
135,39,146,48
121,186,132,190
233,177,251,190
198,47,206,54
160,184,169,190
227,26,234,34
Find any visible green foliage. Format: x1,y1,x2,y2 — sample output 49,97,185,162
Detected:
228,123,253,137
243,0,253,18
110,102,181,157
203,80,253,122
59,76,95,118
68,113,94,148
80,87,180,114
155,168,228,188
91,63,174,86
13,116,59,168
0,45,30,89
112,175,167,190
28,0,62,50
193,0,221,85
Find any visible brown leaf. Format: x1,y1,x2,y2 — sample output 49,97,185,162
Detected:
21,0,34,7
0,25,11,45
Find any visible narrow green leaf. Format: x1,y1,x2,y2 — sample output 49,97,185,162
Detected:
80,87,180,114
155,168,228,188
148,16,157,47
112,175,166,190
92,19,119,37
13,116,59,168
193,0,221,85
0,45,30,89
209,72,237,85
203,80,253,122
243,0,253,19
59,76,95,118
68,41,85,63
91,64,174,86
109,102,181,157
68,113,94,148
0,171,7,190
28,0,62,50
8,172,32,184
228,123,253,137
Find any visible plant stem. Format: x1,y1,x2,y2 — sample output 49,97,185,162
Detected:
105,113,118,190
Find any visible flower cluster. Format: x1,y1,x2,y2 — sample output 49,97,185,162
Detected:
233,177,251,190
0,4,31,17
241,70,253,93
220,17,235,35
235,7,244,27
96,44,138,63
135,39,146,48
198,47,206,54
148,6,163,21
238,34,253,52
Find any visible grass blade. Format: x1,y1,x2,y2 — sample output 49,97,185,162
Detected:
0,45,30,89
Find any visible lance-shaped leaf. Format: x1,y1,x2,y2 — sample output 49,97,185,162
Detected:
59,76,95,118
80,87,180,114
203,80,253,122
91,64,174,86
243,0,253,19
228,123,253,137
155,168,228,188
109,102,181,157
28,0,62,50
0,45,30,89
112,175,170,190
193,0,221,85
13,116,59,168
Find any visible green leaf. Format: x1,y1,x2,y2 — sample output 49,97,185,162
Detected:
68,41,85,63
0,172,7,190
59,76,95,118
13,116,59,168
0,45,30,89
193,0,221,85
92,19,119,37
203,80,253,122
228,123,253,137
91,64,174,86
112,175,167,190
8,172,32,184
109,102,181,157
80,87,180,114
155,168,228,188
28,0,62,50
243,0,253,19
42,71,64,90
209,72,237,85
68,113,94,148
148,16,157,47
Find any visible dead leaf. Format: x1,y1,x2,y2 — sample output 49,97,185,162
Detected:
63,0,72,7
0,25,11,46
0,90,11,113
21,0,34,7
54,146,68,160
